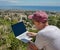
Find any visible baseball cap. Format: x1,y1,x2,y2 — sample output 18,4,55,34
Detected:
28,11,48,23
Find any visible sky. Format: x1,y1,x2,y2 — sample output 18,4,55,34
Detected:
0,0,60,6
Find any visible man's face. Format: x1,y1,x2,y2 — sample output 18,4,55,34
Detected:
33,20,44,30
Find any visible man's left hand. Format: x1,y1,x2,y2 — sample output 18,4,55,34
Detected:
28,41,38,50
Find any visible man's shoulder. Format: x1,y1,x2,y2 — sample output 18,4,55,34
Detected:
43,25,59,31
38,25,60,38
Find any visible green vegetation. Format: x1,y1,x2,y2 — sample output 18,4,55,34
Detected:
0,10,60,50
48,15,60,28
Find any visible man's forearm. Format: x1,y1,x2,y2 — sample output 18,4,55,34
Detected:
28,41,38,50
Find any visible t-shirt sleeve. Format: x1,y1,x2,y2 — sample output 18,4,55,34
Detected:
35,26,60,50
38,27,59,40
35,30,55,49
35,31,49,49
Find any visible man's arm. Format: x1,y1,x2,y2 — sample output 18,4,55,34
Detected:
27,41,38,50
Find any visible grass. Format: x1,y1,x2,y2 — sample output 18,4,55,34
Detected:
0,13,60,50
0,17,29,50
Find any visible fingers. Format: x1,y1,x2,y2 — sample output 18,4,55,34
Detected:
27,32,33,37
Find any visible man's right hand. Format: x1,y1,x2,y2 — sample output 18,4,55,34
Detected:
27,32,37,37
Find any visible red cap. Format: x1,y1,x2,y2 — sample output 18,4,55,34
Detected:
28,11,48,23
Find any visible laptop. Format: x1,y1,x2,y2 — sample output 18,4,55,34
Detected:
11,21,32,43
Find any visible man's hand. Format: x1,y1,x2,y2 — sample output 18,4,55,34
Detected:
28,41,38,50
27,32,37,37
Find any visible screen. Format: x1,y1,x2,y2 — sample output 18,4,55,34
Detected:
11,22,27,37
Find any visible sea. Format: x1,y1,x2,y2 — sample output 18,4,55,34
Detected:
0,6,60,12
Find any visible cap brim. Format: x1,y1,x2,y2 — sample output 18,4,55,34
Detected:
28,15,33,19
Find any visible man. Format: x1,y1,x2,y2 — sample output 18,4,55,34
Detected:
27,11,60,50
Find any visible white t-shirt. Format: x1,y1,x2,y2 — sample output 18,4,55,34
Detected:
35,25,60,50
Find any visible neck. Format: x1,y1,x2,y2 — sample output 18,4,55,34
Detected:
43,22,49,28
41,22,49,30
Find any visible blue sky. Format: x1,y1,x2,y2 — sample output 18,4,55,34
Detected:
0,0,60,6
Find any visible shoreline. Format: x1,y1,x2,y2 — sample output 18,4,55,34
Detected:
0,9,60,13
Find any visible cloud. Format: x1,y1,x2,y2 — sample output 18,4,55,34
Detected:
0,0,60,6
38,2,60,6
0,0,20,6
0,0,19,3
